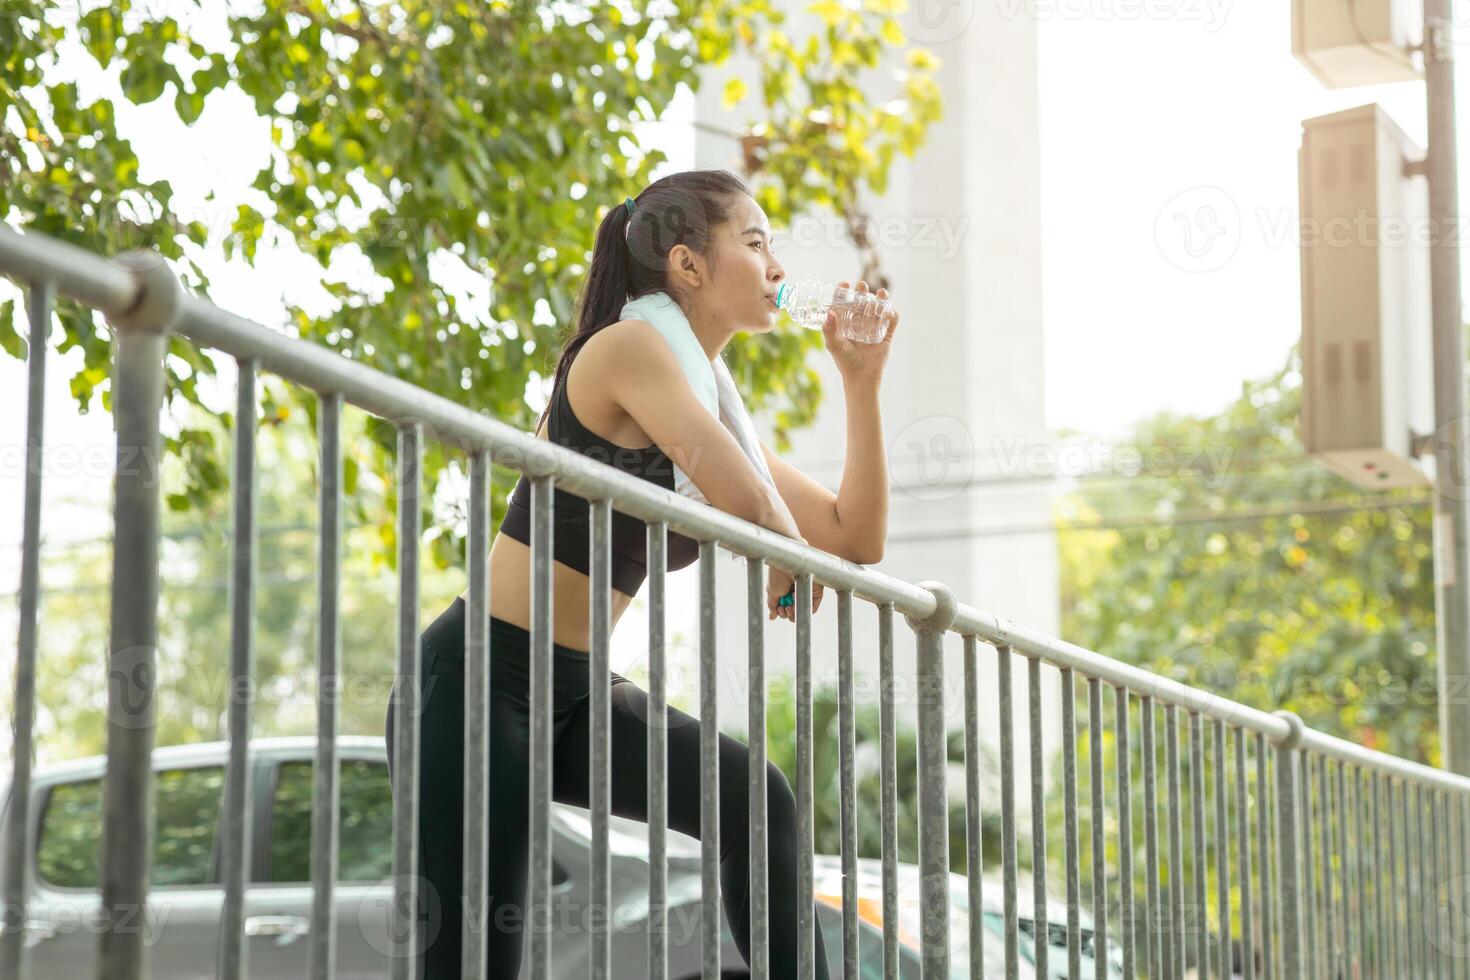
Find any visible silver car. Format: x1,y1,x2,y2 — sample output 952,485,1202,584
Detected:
3,736,1060,978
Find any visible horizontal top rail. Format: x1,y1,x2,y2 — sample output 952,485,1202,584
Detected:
4,222,1469,796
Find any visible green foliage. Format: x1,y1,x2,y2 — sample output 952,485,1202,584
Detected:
2,0,942,575
1042,345,1441,962
1057,347,1437,764
749,672,1004,876
30,398,465,763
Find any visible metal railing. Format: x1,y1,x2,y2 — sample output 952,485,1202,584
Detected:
2,222,1469,979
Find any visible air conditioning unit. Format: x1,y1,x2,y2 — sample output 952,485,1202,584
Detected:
1292,0,1423,88
1299,103,1432,490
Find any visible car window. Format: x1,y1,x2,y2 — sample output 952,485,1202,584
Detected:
268,759,393,883
816,902,922,979
37,766,226,888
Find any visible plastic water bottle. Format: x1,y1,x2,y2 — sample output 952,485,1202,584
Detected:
775,279,894,344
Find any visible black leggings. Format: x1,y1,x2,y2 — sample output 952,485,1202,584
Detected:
385,596,831,978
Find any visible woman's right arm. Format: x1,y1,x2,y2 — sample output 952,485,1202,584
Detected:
598,321,818,620
599,320,802,541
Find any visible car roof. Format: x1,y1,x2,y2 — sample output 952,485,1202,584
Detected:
25,736,388,782
809,854,1094,926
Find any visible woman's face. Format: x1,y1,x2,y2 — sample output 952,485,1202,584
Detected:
704,195,786,333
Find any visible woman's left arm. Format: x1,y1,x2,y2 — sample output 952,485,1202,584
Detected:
759,280,897,565
760,372,888,564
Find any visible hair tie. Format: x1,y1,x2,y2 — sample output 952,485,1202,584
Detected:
623,196,636,217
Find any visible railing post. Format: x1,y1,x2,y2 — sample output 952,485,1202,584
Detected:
1271,711,1306,980
219,355,260,980
1,281,51,980
97,251,180,980
906,581,957,979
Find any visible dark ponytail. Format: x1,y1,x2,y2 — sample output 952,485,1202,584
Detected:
535,168,752,433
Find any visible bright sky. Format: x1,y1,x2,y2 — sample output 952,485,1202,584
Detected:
0,1,1463,578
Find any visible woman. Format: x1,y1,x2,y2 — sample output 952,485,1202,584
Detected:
386,168,898,978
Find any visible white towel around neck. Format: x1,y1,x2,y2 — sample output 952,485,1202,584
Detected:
619,291,776,505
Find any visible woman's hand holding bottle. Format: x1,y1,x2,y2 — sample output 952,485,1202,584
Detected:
821,280,899,385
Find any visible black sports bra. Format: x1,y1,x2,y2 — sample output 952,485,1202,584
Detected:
497,370,702,595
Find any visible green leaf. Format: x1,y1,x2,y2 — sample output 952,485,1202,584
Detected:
722,77,747,109
80,7,121,68
0,300,24,360
175,88,206,125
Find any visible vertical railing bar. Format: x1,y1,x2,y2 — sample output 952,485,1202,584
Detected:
1452,793,1464,980
589,498,612,980
98,262,171,980
1371,771,1385,980
1062,668,1082,979
1267,749,1283,980
1028,656,1049,980
1164,705,1182,980
747,556,769,980
1394,779,1408,980
647,522,669,980
1088,677,1108,980
1214,719,1231,980
1447,792,1457,980
310,392,344,980
1299,753,1316,980
915,613,951,978
1432,789,1440,979
219,357,259,980
878,604,899,980
795,573,815,980
1116,686,1135,980
837,590,858,980
527,473,553,980
1,281,50,980
1336,763,1353,980
999,647,1020,980
389,422,423,980
1190,713,1208,980
1424,786,1436,979
1452,799,1464,980
1273,742,1302,980
1141,695,1159,980
1347,767,1363,980
1412,782,1424,980
1235,727,1254,980
964,635,986,979
1447,791,1457,980
460,447,490,980
1319,756,1335,980
1433,790,1446,980
1399,779,1413,980
1255,731,1272,980
700,543,721,980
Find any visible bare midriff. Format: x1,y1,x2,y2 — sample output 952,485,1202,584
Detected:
466,527,638,655
463,332,649,653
